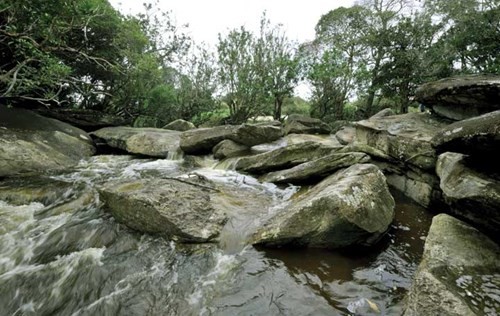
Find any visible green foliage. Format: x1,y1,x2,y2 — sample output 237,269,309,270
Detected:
217,13,300,123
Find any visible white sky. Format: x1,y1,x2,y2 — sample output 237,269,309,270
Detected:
109,0,355,46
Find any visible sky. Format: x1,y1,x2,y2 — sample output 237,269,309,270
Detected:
109,0,355,46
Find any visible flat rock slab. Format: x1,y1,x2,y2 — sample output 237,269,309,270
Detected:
355,112,449,170
0,105,95,177
252,164,395,248
98,178,228,243
415,75,500,121
260,152,370,184
213,139,249,160
436,152,500,239
404,214,500,316
284,114,331,135
432,110,500,160
91,127,181,158
236,141,341,174
163,119,196,131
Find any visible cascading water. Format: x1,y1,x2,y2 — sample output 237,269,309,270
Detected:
0,155,438,315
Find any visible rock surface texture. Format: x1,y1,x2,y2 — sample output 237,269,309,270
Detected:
432,109,500,160
284,114,331,135
415,75,500,121
235,141,340,174
98,178,228,243
436,152,500,239
163,119,196,131
91,127,181,158
253,164,395,248
404,214,500,316
0,105,95,177
260,152,370,184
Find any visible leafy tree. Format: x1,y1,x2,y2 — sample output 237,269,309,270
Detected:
255,14,300,120
305,5,369,120
217,26,266,123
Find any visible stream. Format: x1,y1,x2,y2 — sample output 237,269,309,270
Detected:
0,155,433,315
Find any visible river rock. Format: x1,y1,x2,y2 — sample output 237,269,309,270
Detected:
415,75,500,121
180,125,238,155
98,178,228,243
260,152,370,184
163,119,196,131
253,164,395,248
213,140,249,160
0,105,95,177
436,152,500,238
404,214,500,316
284,114,331,135
370,108,395,119
228,123,284,147
91,127,181,158
335,126,356,145
355,112,448,170
235,141,341,174
432,110,500,161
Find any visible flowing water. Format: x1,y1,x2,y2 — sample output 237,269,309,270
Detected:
0,155,434,315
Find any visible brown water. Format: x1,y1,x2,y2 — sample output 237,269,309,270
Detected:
0,156,433,315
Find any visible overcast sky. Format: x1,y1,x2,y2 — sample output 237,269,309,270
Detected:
109,0,355,46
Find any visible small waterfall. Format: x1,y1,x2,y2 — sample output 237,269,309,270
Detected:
213,157,240,171
166,147,184,160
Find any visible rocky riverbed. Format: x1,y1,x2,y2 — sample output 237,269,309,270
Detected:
0,75,499,315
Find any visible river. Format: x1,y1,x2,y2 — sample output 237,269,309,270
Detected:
0,155,433,315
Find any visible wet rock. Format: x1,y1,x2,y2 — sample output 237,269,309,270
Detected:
163,119,196,131
236,141,341,174
432,110,500,160
436,152,500,239
284,114,331,135
91,127,181,158
253,164,395,248
415,74,500,121
260,152,370,184
180,125,238,155
354,112,448,170
213,140,249,160
98,178,228,243
404,214,500,316
377,161,442,208
0,105,95,177
228,123,284,147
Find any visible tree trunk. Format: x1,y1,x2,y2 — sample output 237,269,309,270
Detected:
273,97,283,121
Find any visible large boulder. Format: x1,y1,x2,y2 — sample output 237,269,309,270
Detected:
404,214,500,316
252,164,395,248
415,75,500,121
179,125,238,155
284,114,331,135
0,105,95,177
260,152,370,184
436,152,500,239
91,127,181,158
354,112,449,171
98,178,228,243
213,140,249,160
432,110,500,161
227,123,284,147
235,141,341,174
35,108,129,132
335,125,356,145
163,119,196,131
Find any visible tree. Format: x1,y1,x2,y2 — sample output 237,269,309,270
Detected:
217,26,267,123
305,5,369,120
255,14,300,120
